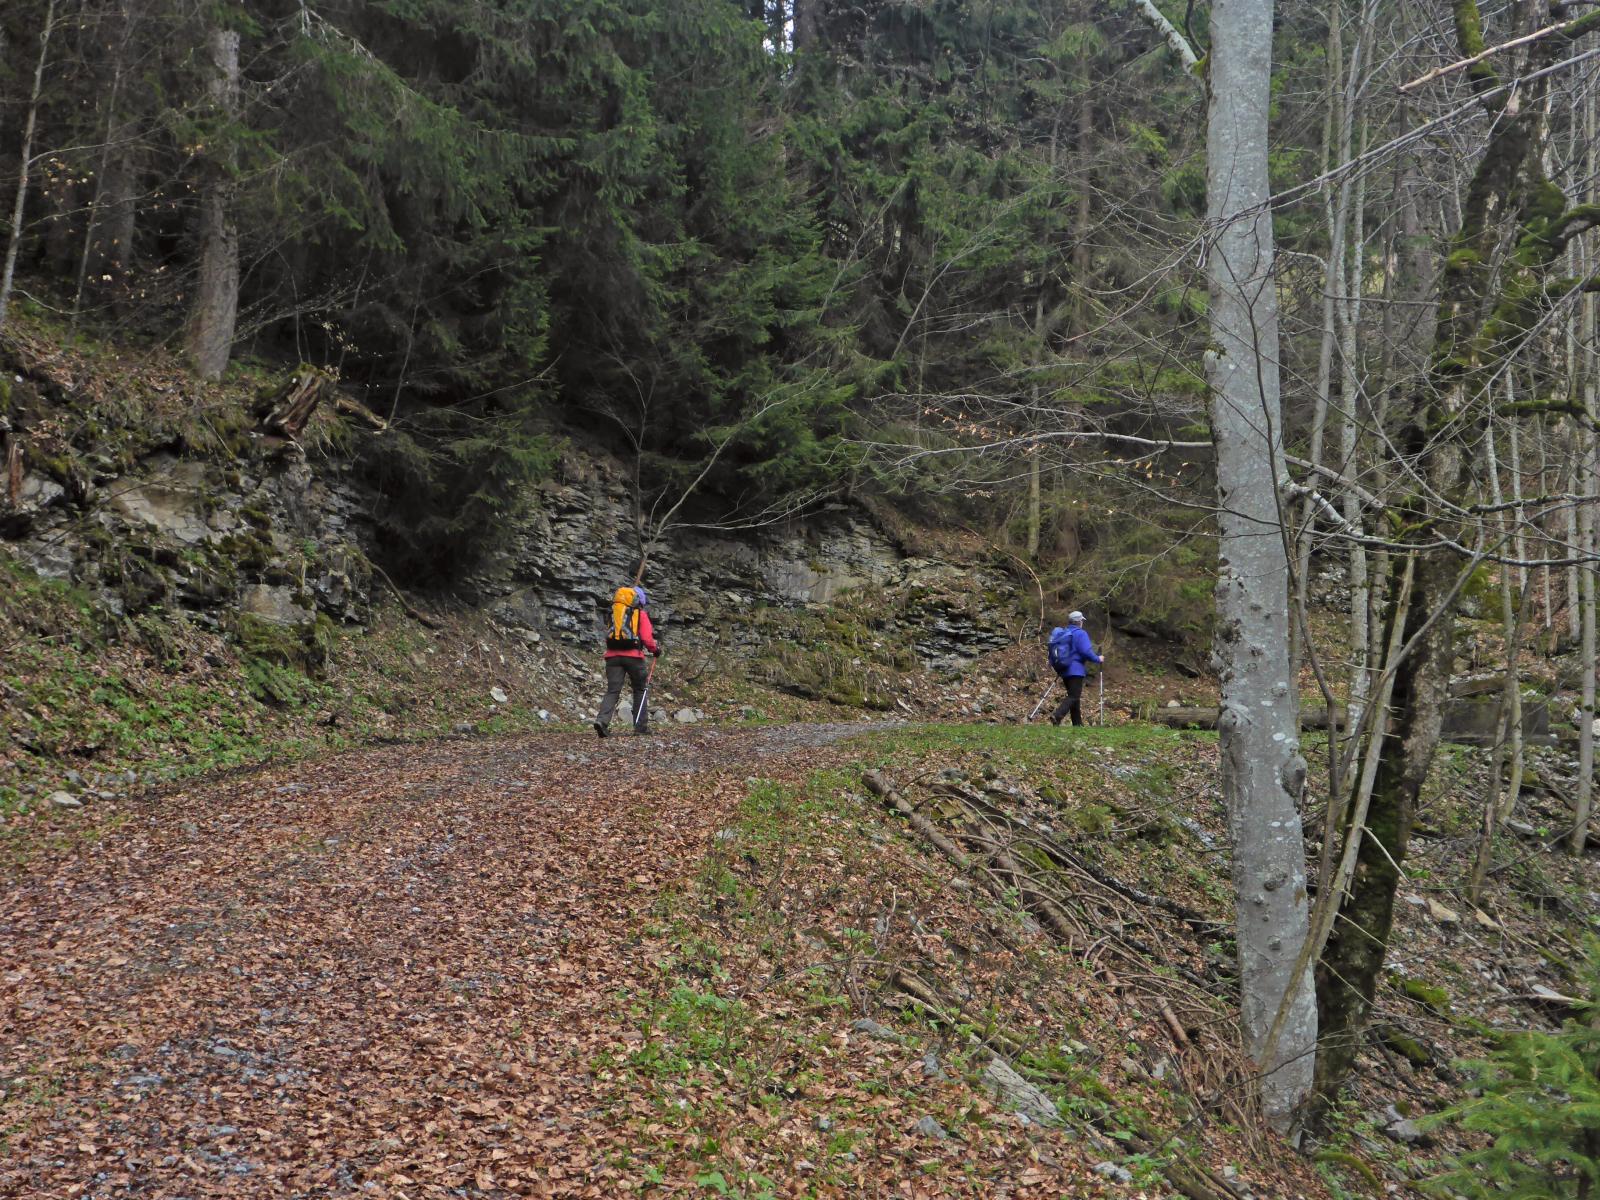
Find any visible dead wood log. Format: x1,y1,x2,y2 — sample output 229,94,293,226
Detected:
863,771,972,869
333,392,388,431
368,559,442,631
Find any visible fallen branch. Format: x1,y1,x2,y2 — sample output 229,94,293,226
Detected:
368,559,442,631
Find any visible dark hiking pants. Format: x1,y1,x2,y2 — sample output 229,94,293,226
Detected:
1052,675,1086,726
596,657,650,732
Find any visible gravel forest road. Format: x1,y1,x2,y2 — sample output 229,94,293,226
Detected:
2,724,871,1198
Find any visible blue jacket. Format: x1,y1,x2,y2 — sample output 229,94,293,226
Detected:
1051,625,1101,678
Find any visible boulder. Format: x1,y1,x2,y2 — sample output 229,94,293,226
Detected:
1441,696,1550,747
109,458,213,545
980,1055,1061,1127
240,584,312,628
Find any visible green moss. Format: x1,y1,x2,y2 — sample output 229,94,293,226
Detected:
1376,1025,1432,1066
1396,974,1452,1016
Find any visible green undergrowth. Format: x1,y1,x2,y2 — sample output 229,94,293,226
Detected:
0,557,553,824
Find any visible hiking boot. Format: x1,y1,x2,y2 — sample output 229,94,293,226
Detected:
594,721,609,739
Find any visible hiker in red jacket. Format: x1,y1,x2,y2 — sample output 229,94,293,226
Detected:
594,584,659,738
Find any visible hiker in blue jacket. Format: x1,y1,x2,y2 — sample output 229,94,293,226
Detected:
1047,611,1104,727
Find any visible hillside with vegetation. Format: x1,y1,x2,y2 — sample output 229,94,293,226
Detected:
5,0,1600,1197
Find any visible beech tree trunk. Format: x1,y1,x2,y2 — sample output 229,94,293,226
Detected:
1203,0,1316,1132
1575,83,1598,856
186,27,241,381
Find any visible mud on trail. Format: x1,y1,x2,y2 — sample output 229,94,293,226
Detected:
1,724,872,1198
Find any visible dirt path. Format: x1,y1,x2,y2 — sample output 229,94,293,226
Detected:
2,724,871,1198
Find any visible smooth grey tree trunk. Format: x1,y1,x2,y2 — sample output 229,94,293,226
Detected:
1203,0,1316,1131
1576,84,1599,856
186,27,241,381
0,0,60,337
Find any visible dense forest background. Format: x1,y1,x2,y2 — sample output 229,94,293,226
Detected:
0,0,1232,588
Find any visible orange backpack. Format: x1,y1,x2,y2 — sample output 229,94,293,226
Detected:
606,586,645,651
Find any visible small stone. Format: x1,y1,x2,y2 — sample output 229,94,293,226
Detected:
674,708,699,724
64,770,83,787
49,791,83,809
813,1115,833,1132
1425,897,1460,924
981,1055,1061,1126
850,1018,902,1043
1094,1161,1134,1184
537,709,552,722
921,1050,948,1080
1383,1117,1423,1145
490,687,509,704
453,721,475,735
911,1115,949,1140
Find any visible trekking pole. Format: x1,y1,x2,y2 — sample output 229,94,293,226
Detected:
634,656,657,730
1098,669,1105,725
1027,678,1057,722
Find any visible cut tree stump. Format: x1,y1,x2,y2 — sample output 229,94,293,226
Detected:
256,366,387,440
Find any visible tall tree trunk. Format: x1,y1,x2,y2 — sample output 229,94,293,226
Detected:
1468,418,1526,904
1575,78,1599,856
1026,443,1041,558
792,0,818,53
1338,90,1373,724
0,0,60,337
1576,436,1595,855
1204,0,1316,1132
186,26,241,381
73,0,140,324
1293,8,1347,680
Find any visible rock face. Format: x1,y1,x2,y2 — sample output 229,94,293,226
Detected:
5,429,1014,680
474,457,1013,669
109,457,214,544
1440,694,1551,747
8,441,374,631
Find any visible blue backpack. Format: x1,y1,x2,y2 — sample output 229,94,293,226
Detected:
1047,627,1073,673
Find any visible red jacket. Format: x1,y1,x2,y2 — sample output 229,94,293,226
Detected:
605,608,658,659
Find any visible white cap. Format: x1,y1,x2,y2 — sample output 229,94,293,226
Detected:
1068,610,1085,623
